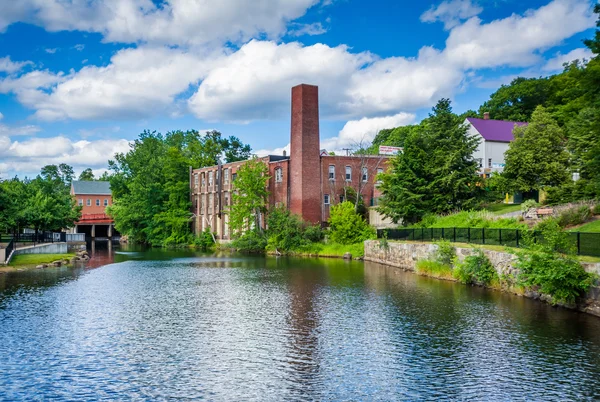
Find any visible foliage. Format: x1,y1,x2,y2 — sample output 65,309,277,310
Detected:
593,204,600,216
520,199,538,213
410,210,526,229
9,254,75,267
501,106,570,193
435,240,456,266
556,205,592,228
328,201,375,245
266,206,306,252
229,157,270,235
453,250,498,286
377,99,484,224
292,242,365,258
230,230,268,253
107,130,251,246
571,219,600,233
0,165,81,234
517,220,594,304
415,259,453,279
193,228,215,251
303,224,324,243
78,168,95,181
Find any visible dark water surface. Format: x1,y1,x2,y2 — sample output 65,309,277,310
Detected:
1,245,600,401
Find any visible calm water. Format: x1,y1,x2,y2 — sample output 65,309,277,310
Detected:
1,245,600,401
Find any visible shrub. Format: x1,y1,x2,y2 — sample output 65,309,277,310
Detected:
303,224,324,243
266,206,324,252
435,240,456,266
557,205,592,227
328,201,376,245
520,199,538,213
410,210,526,229
231,230,268,253
593,204,600,216
193,228,215,250
517,219,594,304
415,260,453,279
453,250,498,286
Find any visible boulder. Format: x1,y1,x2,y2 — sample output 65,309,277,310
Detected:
51,261,62,267
36,264,48,269
343,252,352,260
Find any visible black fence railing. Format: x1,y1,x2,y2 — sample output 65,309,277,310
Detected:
0,232,66,245
3,238,14,263
377,228,600,257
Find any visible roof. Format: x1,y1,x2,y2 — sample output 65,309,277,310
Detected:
71,180,111,195
466,117,527,142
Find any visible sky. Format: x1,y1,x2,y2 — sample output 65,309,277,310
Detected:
0,0,596,179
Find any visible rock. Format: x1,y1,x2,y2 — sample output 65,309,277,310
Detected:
71,257,80,263
343,252,352,260
36,264,46,269
51,261,62,267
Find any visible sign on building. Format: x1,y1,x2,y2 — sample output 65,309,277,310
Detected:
379,146,403,155
491,162,506,169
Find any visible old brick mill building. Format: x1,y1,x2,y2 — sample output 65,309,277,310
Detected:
190,84,390,240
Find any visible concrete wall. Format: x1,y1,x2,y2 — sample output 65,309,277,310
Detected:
15,243,68,255
364,240,600,317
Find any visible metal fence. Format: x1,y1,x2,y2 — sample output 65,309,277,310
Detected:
377,228,600,257
0,232,67,245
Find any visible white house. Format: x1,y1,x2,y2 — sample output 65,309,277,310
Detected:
465,113,527,177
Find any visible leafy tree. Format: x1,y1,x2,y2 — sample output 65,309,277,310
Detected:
266,206,305,252
378,99,483,224
229,157,270,235
78,168,95,181
501,106,570,193
40,164,75,186
328,201,375,245
584,3,600,55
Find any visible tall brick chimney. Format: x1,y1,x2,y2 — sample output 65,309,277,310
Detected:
289,84,321,223
484,112,490,120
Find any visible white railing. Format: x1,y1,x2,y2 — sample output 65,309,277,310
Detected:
66,233,86,242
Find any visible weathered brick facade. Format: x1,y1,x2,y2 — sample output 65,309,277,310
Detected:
191,84,389,240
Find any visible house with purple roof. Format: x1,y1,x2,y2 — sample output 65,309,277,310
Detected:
465,113,528,177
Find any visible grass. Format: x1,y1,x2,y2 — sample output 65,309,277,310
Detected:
415,259,454,280
569,219,600,233
484,203,522,215
8,253,75,267
410,210,526,229
288,242,365,258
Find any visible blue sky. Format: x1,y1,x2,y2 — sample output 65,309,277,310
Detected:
0,0,596,178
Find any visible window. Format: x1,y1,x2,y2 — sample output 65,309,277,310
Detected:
78,199,83,206
275,168,283,183
200,196,205,214
104,199,109,206
208,171,214,186
345,166,351,181
324,194,330,205
224,193,229,206
208,194,213,209
194,174,199,188
96,199,100,206
488,158,492,168
87,199,91,206
224,168,229,184
477,158,483,168
201,173,206,187
340,195,345,203
376,168,384,184
362,167,368,182
232,173,237,182
328,165,335,180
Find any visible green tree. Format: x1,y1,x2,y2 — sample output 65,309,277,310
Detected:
584,4,600,55
502,106,570,193
378,99,483,224
78,168,95,181
40,163,75,186
266,205,305,252
328,201,375,245
229,157,270,235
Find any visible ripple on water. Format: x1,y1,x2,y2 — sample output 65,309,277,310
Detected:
0,256,600,401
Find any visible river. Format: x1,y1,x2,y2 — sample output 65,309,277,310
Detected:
1,244,599,400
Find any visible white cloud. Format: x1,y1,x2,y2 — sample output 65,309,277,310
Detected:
0,56,32,74
0,123,41,136
420,0,483,30
73,44,85,51
443,0,595,69
0,134,130,177
45,48,58,54
288,22,327,36
254,143,290,157
0,0,321,46
321,113,416,152
543,47,594,71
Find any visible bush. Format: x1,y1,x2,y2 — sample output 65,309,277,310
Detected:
453,250,498,286
593,204,600,216
303,224,324,243
193,228,215,250
328,201,376,245
435,240,456,266
231,230,268,253
517,219,594,304
520,199,538,213
557,205,592,227
410,210,526,229
266,206,324,252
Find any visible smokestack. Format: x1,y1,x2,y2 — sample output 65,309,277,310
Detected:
484,112,490,120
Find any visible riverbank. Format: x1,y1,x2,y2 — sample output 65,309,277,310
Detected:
0,253,76,273
364,240,600,317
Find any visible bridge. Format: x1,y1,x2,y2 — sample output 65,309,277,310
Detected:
74,213,118,239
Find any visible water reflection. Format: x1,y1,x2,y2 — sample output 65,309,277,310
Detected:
0,249,599,400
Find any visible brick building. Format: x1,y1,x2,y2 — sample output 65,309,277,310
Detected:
190,84,389,240
70,180,116,238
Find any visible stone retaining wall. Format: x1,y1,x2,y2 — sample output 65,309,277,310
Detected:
15,243,68,255
364,240,600,317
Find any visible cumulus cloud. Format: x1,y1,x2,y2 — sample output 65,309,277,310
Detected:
0,134,130,178
0,56,32,74
288,22,327,36
0,0,321,46
543,47,594,71
420,0,483,30
443,0,595,69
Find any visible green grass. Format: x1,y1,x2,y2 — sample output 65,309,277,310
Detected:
569,219,600,233
415,259,454,279
289,242,365,258
411,210,526,229
9,253,75,267
484,203,522,215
